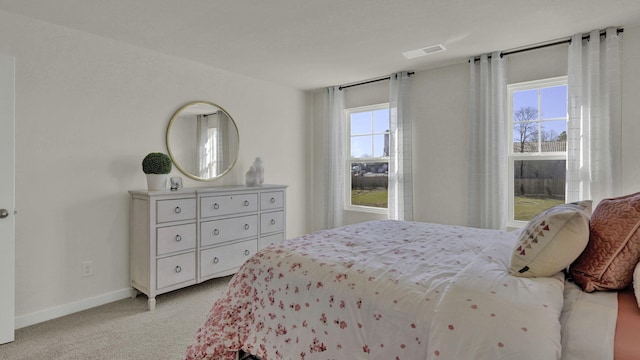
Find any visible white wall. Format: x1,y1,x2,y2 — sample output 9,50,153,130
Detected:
620,24,640,196
309,22,640,229
0,10,308,324
411,63,469,225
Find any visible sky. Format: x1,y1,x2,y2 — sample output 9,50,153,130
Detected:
512,84,568,143
350,108,389,159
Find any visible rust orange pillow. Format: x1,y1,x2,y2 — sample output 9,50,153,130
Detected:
570,192,640,292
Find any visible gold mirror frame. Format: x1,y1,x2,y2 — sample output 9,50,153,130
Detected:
166,101,240,181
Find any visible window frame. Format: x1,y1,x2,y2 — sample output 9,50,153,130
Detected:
344,103,390,214
507,76,568,228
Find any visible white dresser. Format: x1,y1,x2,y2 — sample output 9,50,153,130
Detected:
129,185,287,310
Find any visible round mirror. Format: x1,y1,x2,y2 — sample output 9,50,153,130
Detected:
166,101,239,181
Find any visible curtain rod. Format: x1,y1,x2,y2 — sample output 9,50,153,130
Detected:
338,71,415,90
471,27,624,62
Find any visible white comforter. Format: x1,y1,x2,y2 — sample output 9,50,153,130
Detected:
427,238,565,359
185,220,609,360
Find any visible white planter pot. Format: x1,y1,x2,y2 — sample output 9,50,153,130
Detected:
146,174,168,191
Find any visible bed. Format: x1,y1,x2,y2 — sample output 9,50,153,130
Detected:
184,215,640,360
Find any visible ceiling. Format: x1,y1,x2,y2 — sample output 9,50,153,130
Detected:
1,0,639,90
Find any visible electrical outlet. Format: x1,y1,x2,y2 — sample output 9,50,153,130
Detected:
81,261,94,277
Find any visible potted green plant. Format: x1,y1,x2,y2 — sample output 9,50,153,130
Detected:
142,152,172,191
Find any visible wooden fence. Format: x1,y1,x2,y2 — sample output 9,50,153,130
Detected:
352,174,388,189
514,179,565,197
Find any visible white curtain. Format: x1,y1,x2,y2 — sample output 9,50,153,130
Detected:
468,52,508,229
196,112,225,178
388,71,414,220
196,115,208,177
567,28,622,205
323,86,345,229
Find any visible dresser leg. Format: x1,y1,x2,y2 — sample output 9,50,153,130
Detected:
130,288,138,299
148,297,156,311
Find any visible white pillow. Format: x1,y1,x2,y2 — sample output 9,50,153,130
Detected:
510,201,592,278
634,262,640,308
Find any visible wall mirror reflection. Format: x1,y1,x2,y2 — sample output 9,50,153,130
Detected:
166,101,239,181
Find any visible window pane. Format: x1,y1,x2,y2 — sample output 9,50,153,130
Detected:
350,112,371,135
373,109,389,133
540,120,567,152
513,123,538,153
513,159,566,221
541,86,567,119
513,89,538,111
541,120,567,139
351,161,388,208
372,134,386,157
513,140,538,153
351,136,372,158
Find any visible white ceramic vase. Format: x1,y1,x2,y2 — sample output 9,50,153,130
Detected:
253,157,264,185
245,166,258,187
146,174,168,191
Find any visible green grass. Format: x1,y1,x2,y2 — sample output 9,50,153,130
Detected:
515,196,565,221
352,188,388,208
349,192,563,217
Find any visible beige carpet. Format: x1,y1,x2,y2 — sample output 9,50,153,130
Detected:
0,275,232,360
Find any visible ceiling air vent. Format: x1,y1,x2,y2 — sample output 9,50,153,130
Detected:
402,44,447,59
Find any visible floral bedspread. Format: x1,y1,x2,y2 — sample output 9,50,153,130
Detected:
185,220,565,360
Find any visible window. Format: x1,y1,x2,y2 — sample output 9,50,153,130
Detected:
202,127,219,178
346,104,389,213
197,115,223,179
508,77,567,226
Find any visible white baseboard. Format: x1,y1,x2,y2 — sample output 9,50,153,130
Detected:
15,287,132,329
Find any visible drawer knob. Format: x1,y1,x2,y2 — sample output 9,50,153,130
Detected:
213,229,220,236
175,265,182,273
244,224,250,230
213,203,220,210
213,257,219,264
243,200,250,206
270,219,276,225
174,206,182,214
270,197,276,203
244,249,250,256
175,235,182,242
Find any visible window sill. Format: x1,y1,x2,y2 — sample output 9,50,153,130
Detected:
345,205,388,215
507,220,528,230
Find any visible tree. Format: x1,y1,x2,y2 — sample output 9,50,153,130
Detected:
514,106,539,178
540,129,558,142
557,131,567,141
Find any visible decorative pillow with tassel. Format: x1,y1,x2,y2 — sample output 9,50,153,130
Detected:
510,201,592,278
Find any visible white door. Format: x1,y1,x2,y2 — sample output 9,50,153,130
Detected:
0,55,15,344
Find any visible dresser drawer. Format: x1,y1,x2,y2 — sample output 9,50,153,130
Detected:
200,240,257,279
201,193,258,218
260,211,284,234
259,233,284,250
260,191,284,210
156,223,196,256
157,198,196,223
156,252,196,289
201,215,258,247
